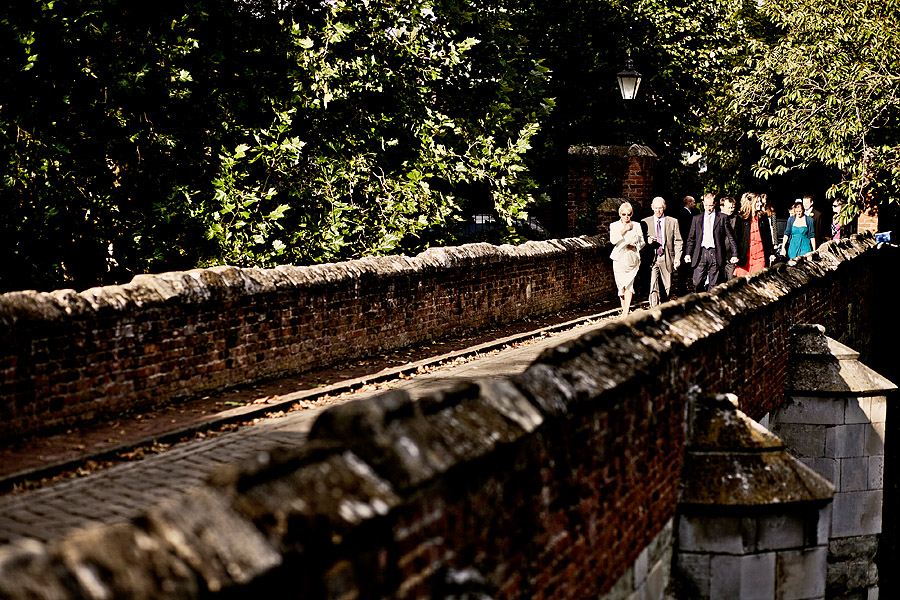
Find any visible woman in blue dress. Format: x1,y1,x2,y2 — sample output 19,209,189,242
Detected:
780,201,816,258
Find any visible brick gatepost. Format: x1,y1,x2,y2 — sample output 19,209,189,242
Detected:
857,206,879,235
566,144,657,236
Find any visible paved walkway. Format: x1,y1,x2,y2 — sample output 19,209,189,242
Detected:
0,309,620,545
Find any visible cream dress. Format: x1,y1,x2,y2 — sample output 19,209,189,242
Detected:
610,220,645,296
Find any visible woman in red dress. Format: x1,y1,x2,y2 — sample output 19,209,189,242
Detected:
733,193,776,277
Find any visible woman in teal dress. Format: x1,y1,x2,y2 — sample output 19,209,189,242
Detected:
780,201,816,258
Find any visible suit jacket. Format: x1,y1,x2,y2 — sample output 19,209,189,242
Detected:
808,208,827,248
675,206,698,243
724,213,738,260
684,210,738,267
734,214,775,268
642,215,684,275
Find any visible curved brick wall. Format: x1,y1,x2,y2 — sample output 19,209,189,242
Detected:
0,236,614,442
0,235,893,600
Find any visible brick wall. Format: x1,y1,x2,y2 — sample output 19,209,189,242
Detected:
0,235,891,600
0,237,615,442
295,235,884,600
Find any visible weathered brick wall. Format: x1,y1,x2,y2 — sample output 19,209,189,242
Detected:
317,236,884,600
0,237,615,442
0,235,891,600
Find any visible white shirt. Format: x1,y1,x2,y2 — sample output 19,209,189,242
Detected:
701,211,716,248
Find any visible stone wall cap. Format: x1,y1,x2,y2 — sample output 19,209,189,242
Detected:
688,395,782,451
308,382,537,493
680,450,834,507
567,144,657,158
791,324,858,360
787,357,897,395
681,395,834,507
788,328,897,395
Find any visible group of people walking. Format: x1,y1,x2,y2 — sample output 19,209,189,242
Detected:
609,192,854,317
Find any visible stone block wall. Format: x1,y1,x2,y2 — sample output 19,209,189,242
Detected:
603,519,674,600
769,325,896,598
0,237,614,442
676,509,832,599
0,235,894,600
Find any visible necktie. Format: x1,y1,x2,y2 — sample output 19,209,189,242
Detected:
656,219,664,256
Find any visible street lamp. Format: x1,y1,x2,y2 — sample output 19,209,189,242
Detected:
617,54,642,100
617,53,641,144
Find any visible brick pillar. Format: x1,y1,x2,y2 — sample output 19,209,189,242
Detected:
621,152,656,210
674,394,834,600
768,324,896,599
857,207,879,235
567,145,657,236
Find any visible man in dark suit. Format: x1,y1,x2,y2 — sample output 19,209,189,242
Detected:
642,196,683,307
683,193,738,293
719,196,737,281
673,195,699,295
802,194,827,249
676,195,699,242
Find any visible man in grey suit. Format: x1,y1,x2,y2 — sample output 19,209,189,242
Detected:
684,193,739,293
642,196,684,307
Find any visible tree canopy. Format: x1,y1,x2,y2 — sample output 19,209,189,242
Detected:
1,0,550,291
3,0,893,292
208,0,553,267
2,1,270,290
730,0,900,221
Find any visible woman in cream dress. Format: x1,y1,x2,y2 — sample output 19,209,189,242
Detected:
610,201,645,317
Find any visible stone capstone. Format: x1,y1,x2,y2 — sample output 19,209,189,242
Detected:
787,324,897,396
680,395,834,508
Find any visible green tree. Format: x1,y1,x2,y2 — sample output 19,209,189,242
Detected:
5,0,796,293
206,0,550,267
1,0,552,290
0,0,285,291
730,0,900,220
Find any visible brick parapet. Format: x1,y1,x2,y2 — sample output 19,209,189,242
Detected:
0,237,615,442
0,235,890,600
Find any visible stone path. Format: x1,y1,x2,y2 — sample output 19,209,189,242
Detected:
0,311,617,545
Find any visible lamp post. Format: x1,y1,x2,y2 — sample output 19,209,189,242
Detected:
616,53,642,101
617,54,642,143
